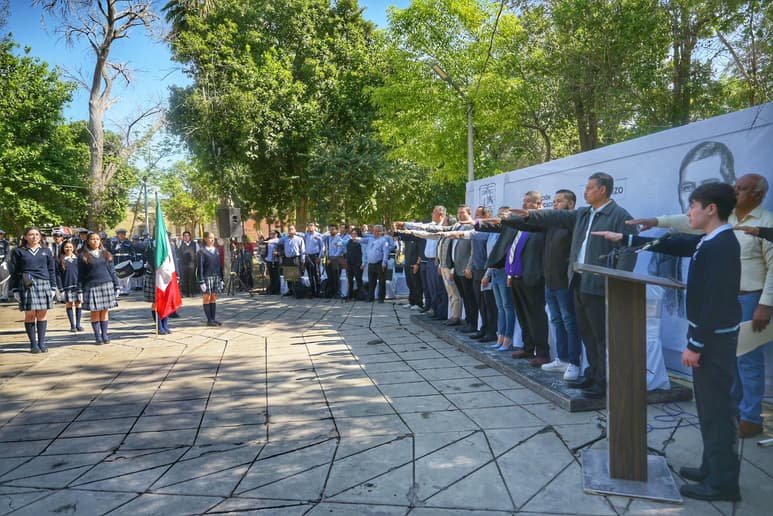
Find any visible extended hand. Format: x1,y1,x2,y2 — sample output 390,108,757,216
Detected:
509,209,528,218
464,269,472,279
626,217,658,231
752,304,772,332
590,231,623,242
481,276,490,288
734,225,759,237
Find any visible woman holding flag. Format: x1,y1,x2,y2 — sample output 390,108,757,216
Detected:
151,198,183,333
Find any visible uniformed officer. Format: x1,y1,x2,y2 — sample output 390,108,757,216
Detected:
112,229,134,295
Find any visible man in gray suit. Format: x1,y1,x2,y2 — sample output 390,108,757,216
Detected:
451,205,477,332
512,173,637,398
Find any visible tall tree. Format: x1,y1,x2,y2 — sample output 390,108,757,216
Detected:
34,0,162,229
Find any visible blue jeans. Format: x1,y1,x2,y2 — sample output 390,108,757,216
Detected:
490,269,515,338
546,287,581,366
733,292,769,424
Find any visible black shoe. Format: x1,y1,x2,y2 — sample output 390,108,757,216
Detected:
567,377,594,389
207,321,219,326
459,325,478,333
679,466,707,483
102,337,111,344
39,343,48,353
70,327,78,333
76,326,84,332
30,345,41,354
581,384,606,399
212,320,223,326
479,334,498,343
679,482,740,502
470,332,486,340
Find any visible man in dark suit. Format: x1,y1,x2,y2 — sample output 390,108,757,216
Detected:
501,191,550,366
512,173,637,398
451,205,476,332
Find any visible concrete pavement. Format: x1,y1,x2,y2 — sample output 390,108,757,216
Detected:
0,293,771,514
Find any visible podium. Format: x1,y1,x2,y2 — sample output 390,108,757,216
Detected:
575,263,685,503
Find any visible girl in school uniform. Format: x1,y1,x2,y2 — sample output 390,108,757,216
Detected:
197,231,223,326
56,240,84,332
78,232,120,344
10,227,56,353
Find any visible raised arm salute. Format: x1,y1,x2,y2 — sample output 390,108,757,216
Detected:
513,173,638,399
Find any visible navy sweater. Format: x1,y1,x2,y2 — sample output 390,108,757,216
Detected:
632,228,741,352
9,246,56,292
197,248,222,281
78,251,120,289
56,256,80,290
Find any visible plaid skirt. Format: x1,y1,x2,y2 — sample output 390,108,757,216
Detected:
18,277,53,311
62,286,82,303
203,275,222,294
83,282,118,311
143,271,156,302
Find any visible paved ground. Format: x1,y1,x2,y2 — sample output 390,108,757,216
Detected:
0,293,771,515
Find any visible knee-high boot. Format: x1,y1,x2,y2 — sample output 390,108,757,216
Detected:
25,322,39,353
36,320,48,353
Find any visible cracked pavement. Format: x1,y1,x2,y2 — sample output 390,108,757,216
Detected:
0,294,771,515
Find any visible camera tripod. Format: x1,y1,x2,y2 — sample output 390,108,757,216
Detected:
225,270,254,296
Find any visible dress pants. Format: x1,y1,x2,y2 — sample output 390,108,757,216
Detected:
510,277,549,357
325,259,341,297
305,253,321,295
347,262,363,298
572,279,606,386
694,332,740,492
441,267,462,319
406,264,423,307
267,262,280,294
474,269,497,336
367,262,387,301
455,272,477,328
421,260,447,318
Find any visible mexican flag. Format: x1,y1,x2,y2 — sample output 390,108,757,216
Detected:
154,199,182,319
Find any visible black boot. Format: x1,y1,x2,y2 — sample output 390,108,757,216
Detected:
204,304,216,326
100,320,110,344
36,321,48,353
66,307,76,331
25,322,40,353
75,307,84,331
210,303,222,326
91,321,103,344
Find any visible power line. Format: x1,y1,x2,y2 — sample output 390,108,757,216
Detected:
471,0,506,100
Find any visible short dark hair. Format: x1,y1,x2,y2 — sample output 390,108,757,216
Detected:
680,141,735,185
555,189,577,204
589,172,614,197
689,182,736,221
328,223,338,229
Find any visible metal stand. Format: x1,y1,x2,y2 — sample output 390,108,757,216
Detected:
582,449,682,503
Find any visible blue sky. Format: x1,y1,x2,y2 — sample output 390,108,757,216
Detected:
4,0,409,129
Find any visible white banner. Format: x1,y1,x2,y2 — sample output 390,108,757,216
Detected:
467,102,773,394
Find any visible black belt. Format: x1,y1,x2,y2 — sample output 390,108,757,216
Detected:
738,289,762,295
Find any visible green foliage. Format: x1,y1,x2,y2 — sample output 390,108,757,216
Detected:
0,40,81,234
159,160,218,232
166,0,439,224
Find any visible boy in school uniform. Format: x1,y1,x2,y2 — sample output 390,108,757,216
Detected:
593,182,742,502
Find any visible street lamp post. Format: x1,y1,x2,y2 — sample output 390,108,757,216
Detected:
430,63,474,183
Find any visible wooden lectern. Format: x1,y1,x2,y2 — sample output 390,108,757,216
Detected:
575,263,685,503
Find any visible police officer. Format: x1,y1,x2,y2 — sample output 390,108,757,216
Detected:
111,229,134,295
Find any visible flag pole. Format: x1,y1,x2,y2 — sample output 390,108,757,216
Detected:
155,192,160,338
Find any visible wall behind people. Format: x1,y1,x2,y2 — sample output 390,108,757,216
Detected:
467,102,773,395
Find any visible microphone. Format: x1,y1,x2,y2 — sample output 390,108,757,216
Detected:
635,232,672,254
